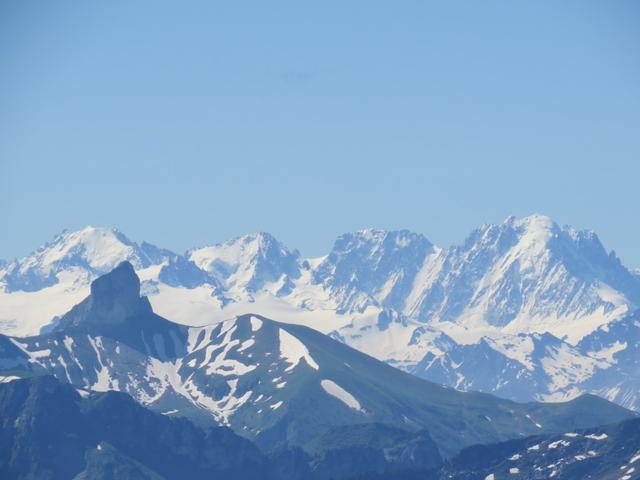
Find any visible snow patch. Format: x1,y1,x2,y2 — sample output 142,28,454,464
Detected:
278,328,319,371
320,379,363,412
0,375,20,383
250,316,263,332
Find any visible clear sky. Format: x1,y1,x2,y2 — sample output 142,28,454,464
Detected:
1,1,639,266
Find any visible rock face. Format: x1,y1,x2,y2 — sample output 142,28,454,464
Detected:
0,264,635,462
52,261,188,359
312,229,436,313
1,215,640,412
57,261,150,328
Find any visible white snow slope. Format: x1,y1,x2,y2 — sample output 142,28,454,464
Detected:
1,215,639,410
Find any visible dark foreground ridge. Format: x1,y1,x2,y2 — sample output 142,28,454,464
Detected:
2,376,640,480
0,375,275,480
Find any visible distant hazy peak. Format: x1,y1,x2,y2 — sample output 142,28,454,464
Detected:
187,232,301,293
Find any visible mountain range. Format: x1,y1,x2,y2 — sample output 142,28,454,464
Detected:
3,262,635,455
0,262,637,479
1,214,639,413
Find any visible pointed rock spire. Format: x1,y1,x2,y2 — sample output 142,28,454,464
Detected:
56,261,151,330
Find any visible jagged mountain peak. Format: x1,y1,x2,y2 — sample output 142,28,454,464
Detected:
191,231,293,256
54,261,153,331
48,262,189,364
188,232,301,293
89,261,145,311
505,212,556,229
330,228,434,250
0,226,164,293
35,225,141,268
483,214,606,256
419,214,639,336
467,214,561,254
313,229,436,313
505,213,601,245
472,214,594,245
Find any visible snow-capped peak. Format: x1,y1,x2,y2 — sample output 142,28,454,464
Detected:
38,226,140,271
3,217,640,415
512,214,556,245
330,228,433,249
501,214,604,253
473,214,559,256
409,215,639,342
0,226,161,292
188,232,301,293
507,213,555,229
312,229,436,312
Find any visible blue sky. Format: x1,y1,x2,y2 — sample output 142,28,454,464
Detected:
1,1,639,266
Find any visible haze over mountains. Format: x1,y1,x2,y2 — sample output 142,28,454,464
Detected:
0,262,636,472
1,214,639,412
